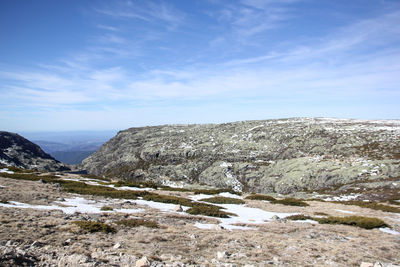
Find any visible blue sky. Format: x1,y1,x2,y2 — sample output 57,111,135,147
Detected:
1,0,399,132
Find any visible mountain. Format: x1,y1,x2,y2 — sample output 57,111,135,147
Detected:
0,131,70,171
22,131,117,164
82,118,400,194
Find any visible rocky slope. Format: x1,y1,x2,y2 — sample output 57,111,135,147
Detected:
82,118,400,194
0,131,69,171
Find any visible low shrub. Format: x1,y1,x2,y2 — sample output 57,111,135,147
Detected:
59,180,149,199
314,212,328,216
245,194,276,201
337,201,400,213
81,174,111,181
193,188,241,195
142,193,193,207
201,196,245,204
100,206,113,211
316,216,389,230
159,186,193,192
272,198,309,207
186,204,236,218
72,221,116,233
286,214,314,221
116,218,159,228
113,180,158,189
0,199,9,204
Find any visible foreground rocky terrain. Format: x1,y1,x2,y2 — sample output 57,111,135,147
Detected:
0,167,399,266
0,131,69,172
82,118,400,195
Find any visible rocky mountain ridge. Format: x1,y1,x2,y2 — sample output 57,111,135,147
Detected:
0,131,69,171
82,118,400,194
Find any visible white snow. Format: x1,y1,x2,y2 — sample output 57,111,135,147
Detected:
0,168,14,174
220,162,232,168
218,192,243,199
189,194,213,201
134,199,189,212
0,197,143,214
324,194,361,201
379,228,400,235
0,185,5,188
335,209,355,214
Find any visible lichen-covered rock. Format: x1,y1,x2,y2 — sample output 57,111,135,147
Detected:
82,118,400,194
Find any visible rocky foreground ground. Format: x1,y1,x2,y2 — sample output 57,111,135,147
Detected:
1,169,399,267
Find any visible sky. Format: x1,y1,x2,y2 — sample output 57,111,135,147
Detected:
1,0,399,132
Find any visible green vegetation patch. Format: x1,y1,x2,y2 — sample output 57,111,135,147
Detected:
245,194,276,201
316,216,389,230
186,203,236,218
100,206,113,211
116,218,159,228
193,188,241,195
113,180,158,189
201,196,245,204
142,193,193,207
272,198,309,207
286,214,314,221
59,180,149,200
72,221,116,233
81,174,111,181
337,201,400,213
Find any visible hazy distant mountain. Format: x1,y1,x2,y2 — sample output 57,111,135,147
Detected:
21,131,117,165
0,131,69,171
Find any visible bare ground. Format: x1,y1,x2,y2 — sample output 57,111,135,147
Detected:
1,176,400,267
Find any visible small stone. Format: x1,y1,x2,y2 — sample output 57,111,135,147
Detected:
360,263,373,267
113,242,122,249
136,256,150,267
271,215,280,221
31,241,42,248
63,239,71,245
6,240,12,246
57,197,65,201
217,251,228,259
174,205,183,212
373,263,383,267
212,224,224,230
39,179,46,183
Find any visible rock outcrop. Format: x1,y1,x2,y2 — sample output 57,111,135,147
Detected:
82,118,400,194
0,131,69,171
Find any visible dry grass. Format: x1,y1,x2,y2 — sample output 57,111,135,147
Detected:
100,206,113,211
336,201,400,213
273,198,309,207
72,221,116,233
286,214,314,221
316,216,389,230
116,218,159,228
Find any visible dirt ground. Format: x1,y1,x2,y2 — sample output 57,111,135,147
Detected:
1,176,400,267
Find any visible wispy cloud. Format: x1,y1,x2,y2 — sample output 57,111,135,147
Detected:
95,0,184,27
217,0,299,37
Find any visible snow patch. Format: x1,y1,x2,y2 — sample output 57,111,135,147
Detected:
335,209,355,214
0,197,143,214
218,192,243,199
0,168,14,174
379,228,400,235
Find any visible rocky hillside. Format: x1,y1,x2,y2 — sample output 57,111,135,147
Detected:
0,131,69,171
82,118,400,194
